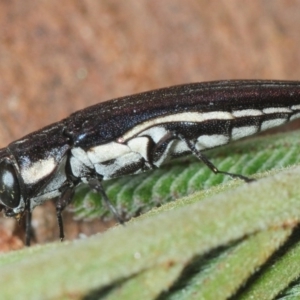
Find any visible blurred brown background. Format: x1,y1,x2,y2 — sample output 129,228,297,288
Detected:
1,0,300,249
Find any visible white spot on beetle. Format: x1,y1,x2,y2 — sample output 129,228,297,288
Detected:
291,104,300,111
40,158,67,195
76,133,87,142
262,107,292,114
117,137,125,143
71,147,93,168
87,142,131,164
138,126,168,143
127,137,150,161
123,111,233,141
232,109,262,118
196,135,229,150
21,158,56,184
70,156,88,178
232,126,258,140
171,140,190,155
261,118,287,131
94,152,142,180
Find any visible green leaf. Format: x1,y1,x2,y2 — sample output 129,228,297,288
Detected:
238,237,300,300
277,279,300,300
1,131,300,299
106,228,293,300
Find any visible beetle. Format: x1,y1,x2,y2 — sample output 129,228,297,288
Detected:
1,80,300,245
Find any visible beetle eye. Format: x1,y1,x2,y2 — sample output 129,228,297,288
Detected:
0,161,20,209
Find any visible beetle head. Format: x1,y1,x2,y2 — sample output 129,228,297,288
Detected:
0,149,25,218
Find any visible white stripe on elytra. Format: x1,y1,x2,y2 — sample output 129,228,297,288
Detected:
196,134,229,150
127,137,150,161
261,118,287,131
137,126,168,143
71,147,94,169
122,111,233,141
87,142,131,164
232,109,262,117
291,104,300,110
231,126,258,140
262,107,292,114
290,112,300,121
171,140,190,155
94,152,142,180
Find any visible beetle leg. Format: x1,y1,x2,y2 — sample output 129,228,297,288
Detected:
88,178,124,225
25,211,33,246
153,131,176,151
56,186,75,241
148,131,177,165
178,134,254,183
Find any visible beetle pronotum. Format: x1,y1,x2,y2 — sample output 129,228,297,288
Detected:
1,80,300,245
